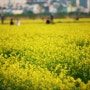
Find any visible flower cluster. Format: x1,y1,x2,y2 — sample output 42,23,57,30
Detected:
0,19,90,90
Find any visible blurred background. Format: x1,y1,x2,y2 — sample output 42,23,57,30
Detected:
0,0,90,19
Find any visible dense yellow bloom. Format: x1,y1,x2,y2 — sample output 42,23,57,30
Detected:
0,19,90,90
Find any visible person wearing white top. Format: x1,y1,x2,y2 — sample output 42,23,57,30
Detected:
16,19,20,26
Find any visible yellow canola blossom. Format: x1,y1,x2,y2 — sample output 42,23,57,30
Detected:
0,19,90,90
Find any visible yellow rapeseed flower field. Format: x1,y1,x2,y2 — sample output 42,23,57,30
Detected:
0,18,90,90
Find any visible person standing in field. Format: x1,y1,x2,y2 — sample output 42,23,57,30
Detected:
1,14,5,24
46,16,50,24
16,19,20,26
10,18,14,25
50,14,54,24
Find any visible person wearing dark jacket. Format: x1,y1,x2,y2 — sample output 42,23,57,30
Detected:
10,18,14,25
50,14,54,23
46,17,50,24
1,15,5,24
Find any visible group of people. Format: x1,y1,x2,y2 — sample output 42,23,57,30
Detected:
10,18,20,26
0,14,20,26
1,14,54,25
46,14,54,24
